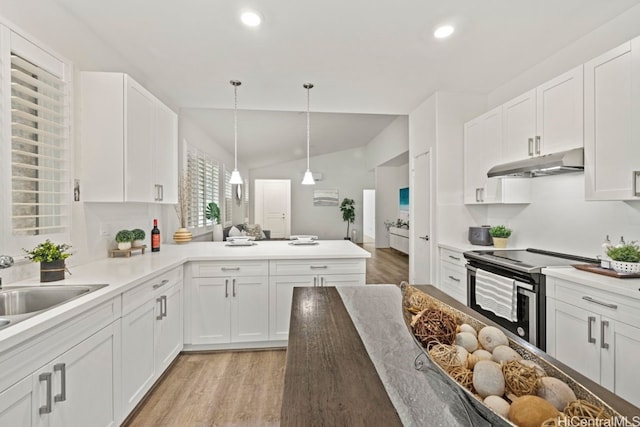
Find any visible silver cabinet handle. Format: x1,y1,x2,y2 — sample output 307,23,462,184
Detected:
528,138,534,156
232,278,237,297
162,295,167,318
479,188,484,202
156,297,163,320
448,255,461,261
320,277,325,287
54,363,66,402
225,279,229,298
153,279,169,289
159,185,164,201
535,136,541,155
313,277,317,287
310,265,328,269
475,188,480,202
587,316,596,344
633,171,640,197
448,275,461,282
582,296,618,310
601,320,609,349
39,372,52,414
221,267,240,271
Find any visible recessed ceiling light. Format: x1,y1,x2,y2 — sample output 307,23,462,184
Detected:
434,25,454,39
241,11,262,27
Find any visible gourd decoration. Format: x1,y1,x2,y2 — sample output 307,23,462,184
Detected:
508,395,560,427
411,308,457,350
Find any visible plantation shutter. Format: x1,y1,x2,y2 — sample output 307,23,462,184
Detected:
10,52,69,237
186,146,219,228
224,168,232,226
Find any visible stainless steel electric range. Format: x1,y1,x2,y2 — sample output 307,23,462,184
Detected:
464,248,597,351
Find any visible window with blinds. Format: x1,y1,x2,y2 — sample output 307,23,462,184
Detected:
186,147,219,228
10,53,68,237
224,168,232,226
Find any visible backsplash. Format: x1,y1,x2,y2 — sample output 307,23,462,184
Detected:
486,173,640,258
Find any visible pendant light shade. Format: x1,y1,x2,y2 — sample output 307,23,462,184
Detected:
302,83,315,185
229,80,243,185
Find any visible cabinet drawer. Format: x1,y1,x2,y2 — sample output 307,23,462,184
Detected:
269,259,365,276
440,263,467,305
123,266,182,312
191,260,269,278
549,277,640,327
441,248,466,267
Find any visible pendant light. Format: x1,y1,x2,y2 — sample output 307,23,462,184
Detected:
229,80,243,185
301,83,315,185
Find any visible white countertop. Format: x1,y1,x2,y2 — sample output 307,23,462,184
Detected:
543,266,640,300
438,241,524,253
0,240,370,350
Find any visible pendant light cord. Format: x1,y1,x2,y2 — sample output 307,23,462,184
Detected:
306,85,310,170
234,83,238,170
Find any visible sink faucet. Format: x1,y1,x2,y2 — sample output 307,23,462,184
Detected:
0,255,14,289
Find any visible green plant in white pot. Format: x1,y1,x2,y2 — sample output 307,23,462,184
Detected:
490,225,512,249
132,229,146,247
607,242,640,273
115,230,134,250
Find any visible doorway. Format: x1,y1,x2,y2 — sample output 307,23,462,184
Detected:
254,179,291,238
362,189,375,243
410,151,431,284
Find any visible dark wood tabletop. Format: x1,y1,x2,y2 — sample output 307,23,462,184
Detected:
281,286,402,426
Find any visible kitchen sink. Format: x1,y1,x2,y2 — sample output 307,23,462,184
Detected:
0,284,108,330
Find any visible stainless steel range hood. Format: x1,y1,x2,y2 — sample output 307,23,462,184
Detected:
487,147,584,178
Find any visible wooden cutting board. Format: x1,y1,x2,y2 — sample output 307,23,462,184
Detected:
572,263,640,279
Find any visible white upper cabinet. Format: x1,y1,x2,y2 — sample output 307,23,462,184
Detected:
81,72,178,203
464,107,502,204
584,38,640,201
502,66,583,162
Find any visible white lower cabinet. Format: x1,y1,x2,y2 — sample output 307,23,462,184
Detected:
121,267,183,415
187,261,270,345
438,247,467,304
547,277,640,407
0,321,120,427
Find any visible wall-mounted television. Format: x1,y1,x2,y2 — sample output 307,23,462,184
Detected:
399,187,409,212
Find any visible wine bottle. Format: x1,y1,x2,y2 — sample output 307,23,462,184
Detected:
151,219,160,252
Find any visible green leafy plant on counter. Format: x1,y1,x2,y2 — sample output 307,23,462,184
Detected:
607,243,640,263
489,225,512,238
131,229,146,241
340,198,356,239
115,230,135,243
23,240,72,262
205,202,221,224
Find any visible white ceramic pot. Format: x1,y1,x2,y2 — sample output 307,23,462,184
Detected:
118,241,132,250
492,237,509,249
133,239,145,248
213,224,224,242
611,260,640,273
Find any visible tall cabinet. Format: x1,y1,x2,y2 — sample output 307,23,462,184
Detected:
584,37,640,201
81,72,178,203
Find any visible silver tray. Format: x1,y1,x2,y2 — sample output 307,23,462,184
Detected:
400,283,623,426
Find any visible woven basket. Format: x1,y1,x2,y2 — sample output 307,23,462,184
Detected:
611,260,640,273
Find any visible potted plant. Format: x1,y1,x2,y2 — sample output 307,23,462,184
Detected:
206,201,224,241
340,198,356,240
115,230,135,250
23,239,72,282
132,229,146,247
490,225,512,249
607,242,640,273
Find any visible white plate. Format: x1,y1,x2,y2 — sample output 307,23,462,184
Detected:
289,241,319,246
226,241,257,247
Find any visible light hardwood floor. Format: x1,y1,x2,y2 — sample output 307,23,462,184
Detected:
123,244,408,427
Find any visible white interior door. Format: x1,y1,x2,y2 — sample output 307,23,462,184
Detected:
254,179,291,238
362,189,375,243
411,151,431,284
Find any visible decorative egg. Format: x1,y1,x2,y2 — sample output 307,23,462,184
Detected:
472,360,505,398
519,359,546,377
478,326,509,352
459,323,477,336
455,332,479,352
454,345,469,367
484,395,511,418
491,345,522,364
508,395,560,427
537,377,577,411
468,349,493,369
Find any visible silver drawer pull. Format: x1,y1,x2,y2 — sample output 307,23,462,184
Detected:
156,297,164,320
39,372,52,414
310,265,328,269
153,279,169,289
601,320,610,349
448,255,461,261
587,316,596,344
582,296,618,310
54,363,66,402
221,267,240,271
528,138,533,156
448,275,461,282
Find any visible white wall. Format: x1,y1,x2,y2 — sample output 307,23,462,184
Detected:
365,116,409,171
363,189,376,242
248,147,373,242
375,164,409,248
488,4,640,107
